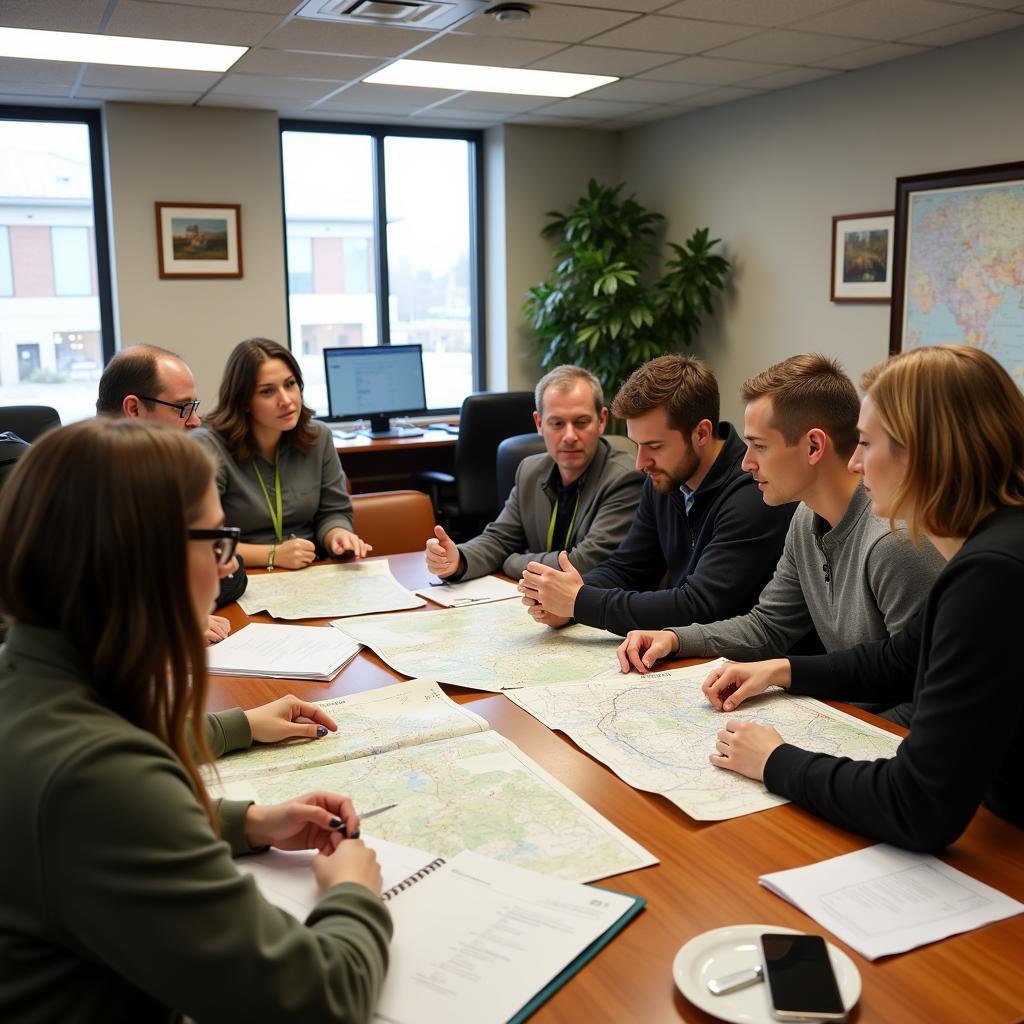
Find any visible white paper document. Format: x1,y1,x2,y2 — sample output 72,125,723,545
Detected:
415,575,520,607
206,623,360,680
759,844,1024,960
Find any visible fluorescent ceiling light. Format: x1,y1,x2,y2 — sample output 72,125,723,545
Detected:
0,27,246,73
365,60,616,98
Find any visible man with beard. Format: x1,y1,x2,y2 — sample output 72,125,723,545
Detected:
519,354,794,636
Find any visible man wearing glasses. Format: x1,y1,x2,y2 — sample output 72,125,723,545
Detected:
97,345,246,640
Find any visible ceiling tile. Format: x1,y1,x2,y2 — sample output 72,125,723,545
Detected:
905,9,1024,44
81,66,220,90
146,0,297,11
535,95,652,117
945,0,1023,6
207,73,342,102
587,77,712,102
233,49,381,80
105,0,282,46
817,41,930,69
197,95,306,113
792,0,978,40
640,54,785,84
314,82,458,114
412,33,566,65
707,28,873,63
683,83,764,105
658,0,853,27
0,0,108,32
506,112,593,126
741,65,837,87
624,103,698,120
265,19,433,58
586,15,762,53
527,44,681,76
430,91,550,112
0,57,81,86
0,82,74,98
77,86,203,103
544,0,671,11
455,4,638,43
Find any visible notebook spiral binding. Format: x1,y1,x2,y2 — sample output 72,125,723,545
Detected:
381,857,448,902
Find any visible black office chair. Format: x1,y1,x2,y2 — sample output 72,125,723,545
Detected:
0,405,61,443
496,432,546,507
415,391,536,539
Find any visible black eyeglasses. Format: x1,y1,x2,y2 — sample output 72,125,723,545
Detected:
188,527,240,566
140,396,201,420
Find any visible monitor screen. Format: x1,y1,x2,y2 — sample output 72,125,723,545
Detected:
324,344,427,436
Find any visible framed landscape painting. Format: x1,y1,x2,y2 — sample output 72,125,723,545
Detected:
889,161,1024,391
830,211,894,302
155,202,243,279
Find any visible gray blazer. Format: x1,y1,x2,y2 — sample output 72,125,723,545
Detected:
457,437,643,581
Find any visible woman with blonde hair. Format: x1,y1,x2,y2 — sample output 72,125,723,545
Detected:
199,338,370,571
0,418,390,1021
700,344,1024,850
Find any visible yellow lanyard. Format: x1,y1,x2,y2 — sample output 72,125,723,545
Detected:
546,491,580,551
253,451,284,544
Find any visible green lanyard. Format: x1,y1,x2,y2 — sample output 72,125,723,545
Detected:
546,491,580,552
253,451,284,544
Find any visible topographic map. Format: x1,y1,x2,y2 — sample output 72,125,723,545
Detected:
506,661,902,821
903,180,1024,388
332,599,623,690
238,559,424,619
213,679,656,883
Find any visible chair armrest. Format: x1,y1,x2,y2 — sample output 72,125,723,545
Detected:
413,470,455,486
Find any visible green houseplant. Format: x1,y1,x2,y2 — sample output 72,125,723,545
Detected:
524,179,731,402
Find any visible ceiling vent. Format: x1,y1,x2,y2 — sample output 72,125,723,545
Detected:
296,0,489,30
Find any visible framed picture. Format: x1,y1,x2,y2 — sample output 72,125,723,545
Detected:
889,162,1024,392
830,211,894,303
155,202,243,279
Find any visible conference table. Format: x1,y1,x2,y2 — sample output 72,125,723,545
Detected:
209,552,1024,1024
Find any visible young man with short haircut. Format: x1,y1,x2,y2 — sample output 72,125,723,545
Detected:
520,355,794,635
617,353,944,724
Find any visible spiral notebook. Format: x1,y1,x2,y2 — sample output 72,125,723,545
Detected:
373,850,644,1024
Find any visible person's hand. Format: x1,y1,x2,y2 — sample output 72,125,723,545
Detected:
275,537,316,569
244,694,339,744
518,552,583,618
425,525,461,578
312,834,383,895
525,603,573,629
203,613,231,646
709,720,785,781
326,528,372,559
702,658,791,712
617,629,678,674
245,792,358,854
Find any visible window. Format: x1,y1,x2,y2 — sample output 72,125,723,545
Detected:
281,123,482,417
0,108,113,423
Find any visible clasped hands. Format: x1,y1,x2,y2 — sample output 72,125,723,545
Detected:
517,551,583,628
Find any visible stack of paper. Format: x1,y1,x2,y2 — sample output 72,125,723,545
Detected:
207,623,360,681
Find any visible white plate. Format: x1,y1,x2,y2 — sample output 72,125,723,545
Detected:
672,924,861,1023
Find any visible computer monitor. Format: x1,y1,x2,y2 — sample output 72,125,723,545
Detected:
323,344,427,437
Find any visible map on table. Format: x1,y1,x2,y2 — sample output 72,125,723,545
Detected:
506,660,903,821
213,680,656,884
237,559,425,620
332,598,623,691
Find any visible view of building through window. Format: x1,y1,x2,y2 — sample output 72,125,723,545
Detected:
281,128,476,417
0,118,105,423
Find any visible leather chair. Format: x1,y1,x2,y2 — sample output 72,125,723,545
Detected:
496,432,546,507
0,405,61,443
414,391,536,538
351,489,436,556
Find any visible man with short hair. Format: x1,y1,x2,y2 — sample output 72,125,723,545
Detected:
425,364,642,581
520,355,794,635
616,354,944,724
97,345,245,638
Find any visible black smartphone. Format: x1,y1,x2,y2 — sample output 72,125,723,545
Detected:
760,933,846,1022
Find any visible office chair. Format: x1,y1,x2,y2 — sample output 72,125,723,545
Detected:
414,391,536,539
496,432,546,507
351,490,436,556
0,405,61,443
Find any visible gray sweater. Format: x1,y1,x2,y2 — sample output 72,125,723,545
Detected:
671,484,944,723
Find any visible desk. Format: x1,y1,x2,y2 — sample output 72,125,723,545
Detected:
334,427,455,494
211,553,1024,1023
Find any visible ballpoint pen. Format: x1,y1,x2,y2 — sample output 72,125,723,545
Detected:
335,802,398,839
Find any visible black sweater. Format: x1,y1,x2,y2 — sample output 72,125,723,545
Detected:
573,423,795,635
767,506,1024,851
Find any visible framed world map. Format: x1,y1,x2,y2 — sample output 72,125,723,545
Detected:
890,161,1024,391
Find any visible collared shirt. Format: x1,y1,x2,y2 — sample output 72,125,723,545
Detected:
679,483,696,515
545,463,584,552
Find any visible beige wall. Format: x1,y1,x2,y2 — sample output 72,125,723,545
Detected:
104,103,288,405
617,26,1024,424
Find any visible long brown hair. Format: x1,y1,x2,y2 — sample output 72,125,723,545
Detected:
0,419,218,824
205,338,317,462
866,345,1024,541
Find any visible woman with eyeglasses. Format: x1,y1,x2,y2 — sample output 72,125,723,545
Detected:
699,345,1024,851
0,419,391,1021
198,338,370,572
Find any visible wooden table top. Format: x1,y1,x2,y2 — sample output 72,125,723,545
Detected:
209,552,1024,1024
332,426,458,454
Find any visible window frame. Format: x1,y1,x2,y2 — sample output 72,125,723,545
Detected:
278,119,485,413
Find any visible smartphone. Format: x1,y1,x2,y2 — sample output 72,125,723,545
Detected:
760,933,846,1022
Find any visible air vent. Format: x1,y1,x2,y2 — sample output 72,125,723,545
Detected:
296,0,489,30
